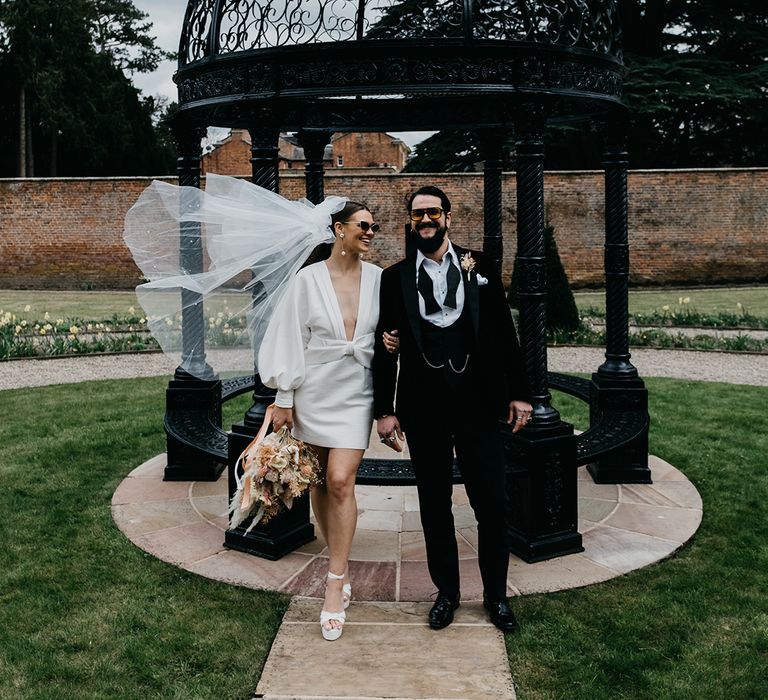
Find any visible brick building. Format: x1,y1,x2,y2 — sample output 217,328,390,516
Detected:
201,130,410,175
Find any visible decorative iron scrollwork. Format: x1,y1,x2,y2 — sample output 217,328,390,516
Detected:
543,453,564,527
178,65,275,103
178,0,622,67
575,411,648,464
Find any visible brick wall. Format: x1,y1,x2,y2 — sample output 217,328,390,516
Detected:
1,169,766,289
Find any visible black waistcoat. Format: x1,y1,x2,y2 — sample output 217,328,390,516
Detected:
419,304,475,395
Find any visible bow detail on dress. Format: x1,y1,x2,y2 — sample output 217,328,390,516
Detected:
304,333,375,369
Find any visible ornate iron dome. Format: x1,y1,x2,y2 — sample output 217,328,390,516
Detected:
175,0,624,130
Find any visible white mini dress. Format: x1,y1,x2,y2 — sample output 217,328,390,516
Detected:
258,261,382,450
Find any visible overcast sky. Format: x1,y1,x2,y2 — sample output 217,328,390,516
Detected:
130,0,430,148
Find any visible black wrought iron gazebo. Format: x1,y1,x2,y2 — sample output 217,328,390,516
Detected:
165,0,651,563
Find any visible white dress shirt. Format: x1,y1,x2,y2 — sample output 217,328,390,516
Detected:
415,242,465,327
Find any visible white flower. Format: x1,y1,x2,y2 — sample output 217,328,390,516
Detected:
460,252,476,280
69,325,79,334
24,305,31,312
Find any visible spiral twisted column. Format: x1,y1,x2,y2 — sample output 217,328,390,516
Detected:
299,130,332,205
244,122,282,430
227,120,316,555
587,116,650,485
515,108,559,427
163,122,222,482
249,123,281,193
479,129,504,276
598,118,637,378
174,123,214,381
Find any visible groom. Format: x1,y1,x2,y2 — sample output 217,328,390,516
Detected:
372,185,532,632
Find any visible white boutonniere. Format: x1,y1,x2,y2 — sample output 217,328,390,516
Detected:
460,252,476,281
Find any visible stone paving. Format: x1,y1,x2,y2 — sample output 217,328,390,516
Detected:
112,451,702,601
111,447,701,700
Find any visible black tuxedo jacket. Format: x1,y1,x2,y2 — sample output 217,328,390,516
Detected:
372,244,530,427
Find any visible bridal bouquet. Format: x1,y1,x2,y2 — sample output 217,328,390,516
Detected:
229,415,321,533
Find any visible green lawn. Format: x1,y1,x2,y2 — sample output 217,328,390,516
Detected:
3,286,767,324
0,290,141,320
1,377,766,699
575,285,768,317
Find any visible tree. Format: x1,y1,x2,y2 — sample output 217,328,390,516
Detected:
386,1,768,170
0,0,174,176
508,225,581,333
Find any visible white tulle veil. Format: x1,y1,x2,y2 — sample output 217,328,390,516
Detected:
123,174,346,378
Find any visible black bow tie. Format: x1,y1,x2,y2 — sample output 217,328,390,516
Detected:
418,260,461,315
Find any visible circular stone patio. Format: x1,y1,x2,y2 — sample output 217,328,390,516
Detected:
112,440,702,601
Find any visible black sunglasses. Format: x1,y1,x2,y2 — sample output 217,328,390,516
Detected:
342,220,380,233
410,207,444,221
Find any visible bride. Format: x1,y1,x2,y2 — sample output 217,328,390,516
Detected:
124,178,399,642
259,201,399,641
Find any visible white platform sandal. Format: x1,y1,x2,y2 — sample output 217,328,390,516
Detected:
342,571,352,610
321,571,347,641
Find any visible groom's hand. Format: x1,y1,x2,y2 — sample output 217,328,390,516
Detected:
508,400,533,433
377,415,404,451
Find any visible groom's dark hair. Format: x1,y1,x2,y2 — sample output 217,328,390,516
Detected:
406,186,451,213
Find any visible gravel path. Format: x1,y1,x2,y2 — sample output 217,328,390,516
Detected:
1,347,766,391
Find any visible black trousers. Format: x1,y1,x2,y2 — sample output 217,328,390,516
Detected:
405,390,509,602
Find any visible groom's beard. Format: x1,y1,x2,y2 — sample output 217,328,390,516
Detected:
413,223,447,254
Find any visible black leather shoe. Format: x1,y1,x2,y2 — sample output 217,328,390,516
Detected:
483,596,518,633
429,592,460,630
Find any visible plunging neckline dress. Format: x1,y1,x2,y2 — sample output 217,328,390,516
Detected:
258,261,382,449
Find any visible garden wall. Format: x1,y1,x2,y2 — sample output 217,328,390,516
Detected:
1,169,766,289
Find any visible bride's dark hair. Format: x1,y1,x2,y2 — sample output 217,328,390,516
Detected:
304,200,371,265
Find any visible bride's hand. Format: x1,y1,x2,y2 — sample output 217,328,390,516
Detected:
383,329,400,354
272,406,294,432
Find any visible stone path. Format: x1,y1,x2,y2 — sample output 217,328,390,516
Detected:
256,599,516,700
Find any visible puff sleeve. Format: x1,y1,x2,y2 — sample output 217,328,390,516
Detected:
257,273,310,408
